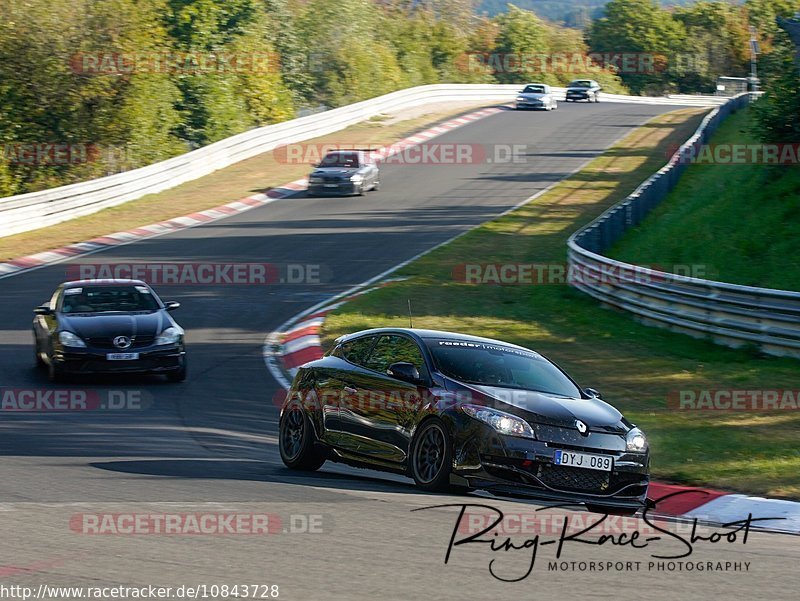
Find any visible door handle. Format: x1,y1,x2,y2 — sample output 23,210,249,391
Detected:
343,386,358,394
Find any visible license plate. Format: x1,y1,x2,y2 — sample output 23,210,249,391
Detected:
324,183,338,188
554,450,613,472
106,353,139,361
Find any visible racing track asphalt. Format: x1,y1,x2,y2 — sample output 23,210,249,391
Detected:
0,101,797,600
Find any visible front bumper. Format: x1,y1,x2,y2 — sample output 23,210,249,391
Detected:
566,91,590,100
307,182,360,196
452,422,649,509
516,101,546,110
54,344,185,374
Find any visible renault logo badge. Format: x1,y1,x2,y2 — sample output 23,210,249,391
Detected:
113,336,132,349
575,419,589,436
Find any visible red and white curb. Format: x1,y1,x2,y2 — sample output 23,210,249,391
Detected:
266,308,800,533
0,193,281,280
0,107,502,281
263,283,396,390
648,483,800,534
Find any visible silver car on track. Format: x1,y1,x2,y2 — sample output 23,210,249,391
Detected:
515,83,558,111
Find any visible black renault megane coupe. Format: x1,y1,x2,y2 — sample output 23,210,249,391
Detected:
279,328,649,514
33,279,186,382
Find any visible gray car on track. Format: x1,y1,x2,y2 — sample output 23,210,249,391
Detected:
565,79,602,102
307,150,380,196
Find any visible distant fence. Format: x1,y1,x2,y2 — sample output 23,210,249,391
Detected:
0,84,722,238
567,93,800,359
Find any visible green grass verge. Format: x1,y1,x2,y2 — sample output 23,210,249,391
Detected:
609,106,800,290
323,107,800,499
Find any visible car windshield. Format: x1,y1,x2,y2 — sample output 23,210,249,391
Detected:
522,85,546,94
424,339,582,397
61,285,160,314
319,152,360,168
569,80,592,88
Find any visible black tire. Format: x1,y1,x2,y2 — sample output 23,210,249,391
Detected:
594,94,600,103
166,359,187,382
410,417,453,492
47,359,63,383
279,406,326,471
585,504,638,516
34,339,45,368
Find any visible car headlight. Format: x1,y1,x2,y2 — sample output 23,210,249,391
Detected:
309,177,322,183
626,427,648,452
461,404,536,439
350,174,363,183
155,327,181,345
59,331,86,348
516,96,526,101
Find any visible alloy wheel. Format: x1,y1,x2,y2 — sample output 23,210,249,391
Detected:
414,423,446,483
281,408,305,460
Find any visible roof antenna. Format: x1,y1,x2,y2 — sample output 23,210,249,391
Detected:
407,299,414,329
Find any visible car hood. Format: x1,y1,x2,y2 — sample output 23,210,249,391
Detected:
518,93,548,100
61,311,168,339
311,167,358,177
469,384,623,429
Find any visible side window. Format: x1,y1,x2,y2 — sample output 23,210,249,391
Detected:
339,336,377,367
364,335,428,378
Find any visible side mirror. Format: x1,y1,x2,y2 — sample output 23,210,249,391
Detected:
164,301,181,312
585,387,602,399
387,361,423,385
34,305,52,316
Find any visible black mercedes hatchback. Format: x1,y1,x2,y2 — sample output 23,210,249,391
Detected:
32,279,186,382
279,328,650,515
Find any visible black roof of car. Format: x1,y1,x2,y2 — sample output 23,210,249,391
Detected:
336,327,534,352
61,279,149,288
324,149,363,156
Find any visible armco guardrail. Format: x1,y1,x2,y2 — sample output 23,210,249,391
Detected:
567,93,800,359
0,85,723,238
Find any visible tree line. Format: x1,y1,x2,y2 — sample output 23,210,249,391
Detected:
0,0,798,196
